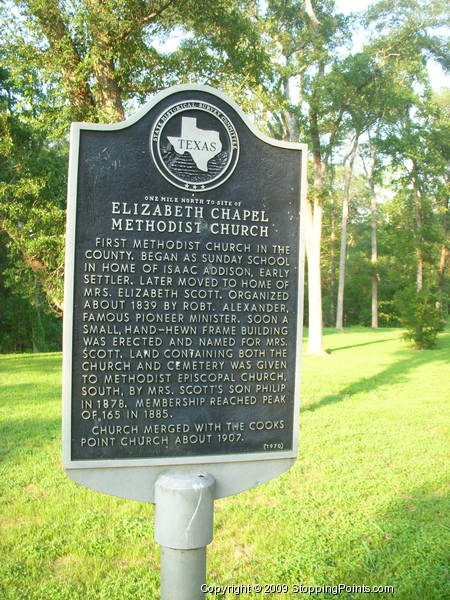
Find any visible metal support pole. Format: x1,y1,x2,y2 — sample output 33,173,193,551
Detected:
155,472,215,600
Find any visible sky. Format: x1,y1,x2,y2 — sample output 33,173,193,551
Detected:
335,0,371,13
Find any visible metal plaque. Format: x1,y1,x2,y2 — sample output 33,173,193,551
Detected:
63,85,307,501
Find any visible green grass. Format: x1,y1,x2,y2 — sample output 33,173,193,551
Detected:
1,327,449,599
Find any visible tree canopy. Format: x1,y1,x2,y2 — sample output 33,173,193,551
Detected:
0,0,448,352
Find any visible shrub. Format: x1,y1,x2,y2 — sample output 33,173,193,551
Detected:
395,284,445,349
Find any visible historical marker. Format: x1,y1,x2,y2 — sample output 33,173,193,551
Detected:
63,85,307,502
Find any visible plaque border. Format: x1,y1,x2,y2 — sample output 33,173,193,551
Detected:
63,84,307,499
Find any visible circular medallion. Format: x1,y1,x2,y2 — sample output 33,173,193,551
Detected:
150,100,240,191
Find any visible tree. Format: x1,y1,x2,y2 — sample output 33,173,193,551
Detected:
427,89,450,313
336,133,359,329
0,0,266,316
247,0,356,353
0,231,62,352
360,140,382,328
1,0,448,350
339,0,450,334
0,68,67,312
246,0,447,349
2,0,265,124
379,93,448,347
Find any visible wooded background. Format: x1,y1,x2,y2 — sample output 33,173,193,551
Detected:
0,0,448,353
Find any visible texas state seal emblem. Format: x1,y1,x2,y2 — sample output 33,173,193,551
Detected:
150,100,239,191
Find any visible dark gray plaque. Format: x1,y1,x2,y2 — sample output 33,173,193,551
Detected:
63,85,306,486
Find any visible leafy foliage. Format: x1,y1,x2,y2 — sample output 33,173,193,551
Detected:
395,283,445,348
0,0,266,349
0,232,62,352
0,1,448,350
0,68,67,315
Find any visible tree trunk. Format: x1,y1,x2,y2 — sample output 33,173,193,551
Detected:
330,193,336,325
335,196,348,330
29,0,96,121
305,108,327,355
32,276,42,353
371,274,378,328
305,146,327,354
92,53,125,122
370,148,378,328
413,171,423,293
85,0,125,122
306,198,326,354
31,331,38,354
336,136,358,330
437,196,448,312
280,103,325,354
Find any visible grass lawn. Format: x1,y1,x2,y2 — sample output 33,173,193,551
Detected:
0,327,449,599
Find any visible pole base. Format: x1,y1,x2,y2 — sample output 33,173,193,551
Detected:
155,472,215,600
161,547,206,600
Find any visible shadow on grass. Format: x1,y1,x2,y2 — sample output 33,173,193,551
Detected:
274,481,449,598
342,482,449,598
305,332,450,413
326,337,398,353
